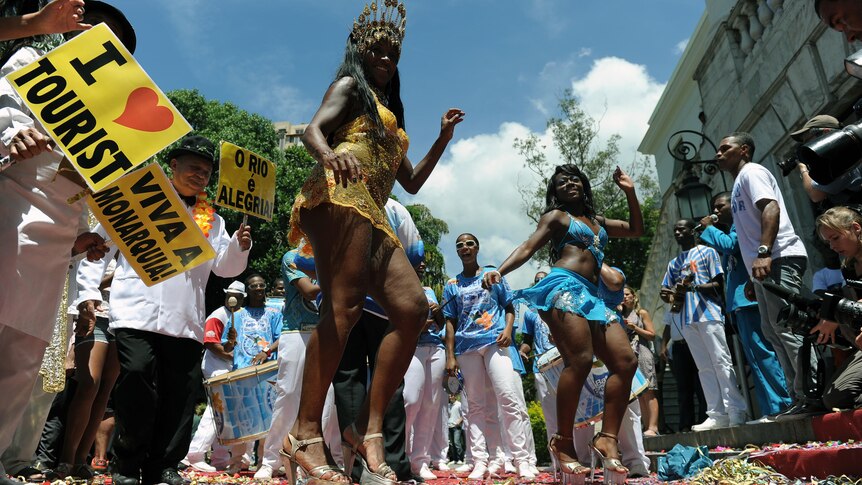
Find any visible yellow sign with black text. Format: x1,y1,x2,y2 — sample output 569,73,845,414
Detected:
86,164,215,287
7,23,191,192
216,141,275,221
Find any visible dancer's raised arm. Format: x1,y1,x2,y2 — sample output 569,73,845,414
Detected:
597,166,644,238
482,211,566,288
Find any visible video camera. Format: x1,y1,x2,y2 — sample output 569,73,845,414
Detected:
761,280,862,336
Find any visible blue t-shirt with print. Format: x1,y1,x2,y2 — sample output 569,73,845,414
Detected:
522,309,555,373
442,267,513,355
222,306,282,370
281,249,320,333
418,286,444,347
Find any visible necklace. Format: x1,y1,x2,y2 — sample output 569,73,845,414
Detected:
192,192,215,237
370,85,388,106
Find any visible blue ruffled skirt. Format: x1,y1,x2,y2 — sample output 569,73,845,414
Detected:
514,267,610,325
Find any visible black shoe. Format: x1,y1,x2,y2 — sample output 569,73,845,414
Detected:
158,468,187,485
111,472,141,485
775,402,826,421
0,476,25,485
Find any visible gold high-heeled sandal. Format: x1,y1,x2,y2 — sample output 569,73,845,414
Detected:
590,432,628,485
548,434,589,485
342,423,398,485
279,433,349,485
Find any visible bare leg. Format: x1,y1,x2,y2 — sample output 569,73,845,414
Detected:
591,322,638,468
93,415,115,464
286,204,373,481
639,390,659,434
344,231,427,476
60,340,108,467
74,342,119,465
539,309,593,466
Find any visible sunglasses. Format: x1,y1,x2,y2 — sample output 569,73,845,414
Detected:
247,283,267,290
455,240,477,249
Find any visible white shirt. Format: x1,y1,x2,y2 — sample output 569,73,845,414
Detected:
447,400,463,428
731,162,807,274
76,206,249,341
0,47,88,342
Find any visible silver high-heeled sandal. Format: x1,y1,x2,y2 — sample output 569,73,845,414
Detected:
279,433,349,485
590,432,628,485
548,434,589,485
342,423,399,485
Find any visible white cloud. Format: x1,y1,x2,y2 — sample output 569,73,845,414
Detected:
413,56,666,290
578,47,593,58
413,122,551,290
674,38,690,55
225,64,313,122
570,56,666,165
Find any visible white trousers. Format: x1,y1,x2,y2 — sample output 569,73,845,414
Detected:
535,371,557,446
458,345,530,466
403,345,446,472
681,320,747,417
0,325,49,476
502,369,537,466
261,332,340,469
1,375,55,475
573,400,650,475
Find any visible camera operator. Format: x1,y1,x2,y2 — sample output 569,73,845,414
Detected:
790,115,862,206
813,207,862,410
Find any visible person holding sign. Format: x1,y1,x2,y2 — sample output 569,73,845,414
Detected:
0,4,134,484
75,135,252,485
283,1,464,483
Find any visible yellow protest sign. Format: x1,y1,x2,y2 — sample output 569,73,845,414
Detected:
7,23,191,192
86,164,216,286
215,141,276,221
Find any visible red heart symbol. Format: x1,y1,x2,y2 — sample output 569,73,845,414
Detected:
114,87,175,132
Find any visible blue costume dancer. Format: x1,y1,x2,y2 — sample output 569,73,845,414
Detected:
484,164,643,485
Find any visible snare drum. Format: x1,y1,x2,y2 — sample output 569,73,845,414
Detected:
205,360,279,445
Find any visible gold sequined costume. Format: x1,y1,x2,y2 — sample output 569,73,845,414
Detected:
289,95,409,255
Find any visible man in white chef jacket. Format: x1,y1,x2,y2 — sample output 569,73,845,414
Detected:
75,135,251,485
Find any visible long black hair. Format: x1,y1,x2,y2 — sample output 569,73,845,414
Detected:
543,164,597,220
333,35,405,143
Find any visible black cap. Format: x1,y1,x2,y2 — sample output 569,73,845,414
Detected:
167,135,216,165
83,1,137,54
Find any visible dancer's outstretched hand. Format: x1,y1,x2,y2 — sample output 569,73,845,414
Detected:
481,269,501,289
613,166,635,193
439,108,465,142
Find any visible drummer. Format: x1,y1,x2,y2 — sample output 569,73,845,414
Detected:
219,273,283,473
572,266,652,478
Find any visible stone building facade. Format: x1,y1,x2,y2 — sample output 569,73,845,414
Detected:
638,0,862,326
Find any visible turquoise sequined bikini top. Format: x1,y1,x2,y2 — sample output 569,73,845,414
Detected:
555,215,608,266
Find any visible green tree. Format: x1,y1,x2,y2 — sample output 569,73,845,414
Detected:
158,89,314,311
513,90,659,288
406,203,449,298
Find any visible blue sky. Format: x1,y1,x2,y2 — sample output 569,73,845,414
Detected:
108,0,704,287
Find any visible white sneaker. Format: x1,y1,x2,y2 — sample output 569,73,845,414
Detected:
455,462,472,473
434,461,451,471
189,461,216,473
529,464,540,476
487,459,504,476
691,415,730,431
418,464,437,480
517,462,536,479
253,464,273,480
467,463,489,480
504,460,516,474
746,415,773,425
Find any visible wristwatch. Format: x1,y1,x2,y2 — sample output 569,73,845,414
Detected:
757,245,771,257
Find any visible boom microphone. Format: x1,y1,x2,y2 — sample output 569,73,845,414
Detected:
694,214,719,232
